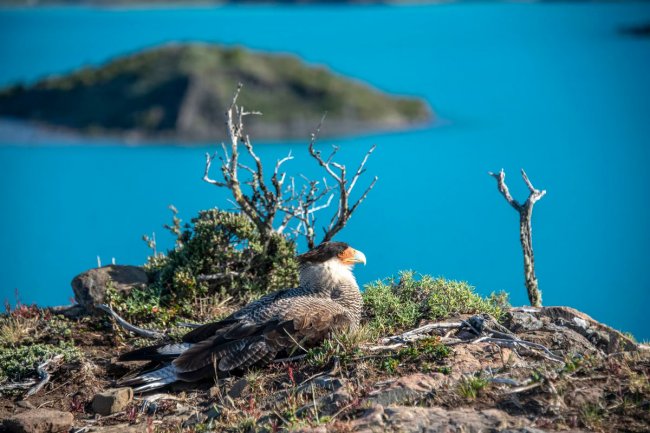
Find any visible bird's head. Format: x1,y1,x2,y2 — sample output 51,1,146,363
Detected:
297,242,366,288
297,242,366,268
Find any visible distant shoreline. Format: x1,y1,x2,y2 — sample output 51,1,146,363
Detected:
0,1,641,10
0,116,439,147
0,0,452,8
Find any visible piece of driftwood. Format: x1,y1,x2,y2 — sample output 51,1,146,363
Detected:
97,304,165,339
25,355,63,397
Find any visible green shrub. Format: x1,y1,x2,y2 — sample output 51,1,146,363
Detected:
362,271,509,334
150,209,298,302
109,209,299,324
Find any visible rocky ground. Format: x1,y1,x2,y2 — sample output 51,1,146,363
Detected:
1,305,648,432
1,266,648,432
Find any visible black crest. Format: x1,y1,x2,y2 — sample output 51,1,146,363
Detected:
297,242,349,264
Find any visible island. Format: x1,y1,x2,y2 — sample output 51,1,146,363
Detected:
0,43,432,142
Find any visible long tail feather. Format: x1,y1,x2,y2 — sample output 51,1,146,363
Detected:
118,364,179,393
119,343,193,362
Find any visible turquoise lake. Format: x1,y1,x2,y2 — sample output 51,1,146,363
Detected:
0,3,649,339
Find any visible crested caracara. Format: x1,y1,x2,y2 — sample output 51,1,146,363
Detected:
117,241,366,392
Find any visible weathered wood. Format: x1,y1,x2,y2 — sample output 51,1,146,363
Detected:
489,169,546,307
203,84,377,248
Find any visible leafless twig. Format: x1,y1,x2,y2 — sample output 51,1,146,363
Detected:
307,118,378,247
379,322,464,345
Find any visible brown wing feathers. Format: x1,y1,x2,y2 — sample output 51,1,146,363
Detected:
171,300,351,377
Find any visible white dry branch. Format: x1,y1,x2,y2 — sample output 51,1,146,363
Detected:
98,304,165,339
489,169,546,307
203,84,377,248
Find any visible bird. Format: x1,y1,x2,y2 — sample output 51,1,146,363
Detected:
116,241,366,392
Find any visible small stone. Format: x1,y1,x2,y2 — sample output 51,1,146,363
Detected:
182,412,207,428
505,311,543,332
205,405,220,420
227,378,249,399
91,387,133,416
15,400,35,409
208,386,220,399
3,408,73,433
313,375,344,391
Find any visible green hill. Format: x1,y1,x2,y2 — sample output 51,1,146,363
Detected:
0,43,432,142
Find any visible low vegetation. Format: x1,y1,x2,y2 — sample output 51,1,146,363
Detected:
0,303,83,384
106,209,299,326
362,271,509,334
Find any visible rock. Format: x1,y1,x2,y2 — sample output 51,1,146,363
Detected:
227,378,249,399
321,389,353,415
91,387,133,415
347,405,533,433
504,311,544,332
71,265,149,312
519,306,638,354
88,424,143,433
367,373,446,406
48,304,86,319
313,375,345,391
3,409,73,433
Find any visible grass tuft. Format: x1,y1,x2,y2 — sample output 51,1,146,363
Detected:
457,374,489,400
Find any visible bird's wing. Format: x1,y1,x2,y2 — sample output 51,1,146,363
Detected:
172,297,352,375
181,287,297,343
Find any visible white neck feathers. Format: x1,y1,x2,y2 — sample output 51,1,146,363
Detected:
299,257,357,291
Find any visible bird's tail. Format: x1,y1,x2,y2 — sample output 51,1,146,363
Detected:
118,342,193,362
118,364,179,393
117,342,194,392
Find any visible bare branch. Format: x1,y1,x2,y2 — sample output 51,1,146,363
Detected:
203,152,226,187
489,168,546,307
349,175,378,215
488,168,521,211
347,144,376,195
98,304,165,339
203,85,376,248
25,355,63,397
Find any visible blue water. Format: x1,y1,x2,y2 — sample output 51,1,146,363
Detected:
1,3,649,339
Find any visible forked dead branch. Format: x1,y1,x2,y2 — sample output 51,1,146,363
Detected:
204,84,377,248
488,169,546,307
